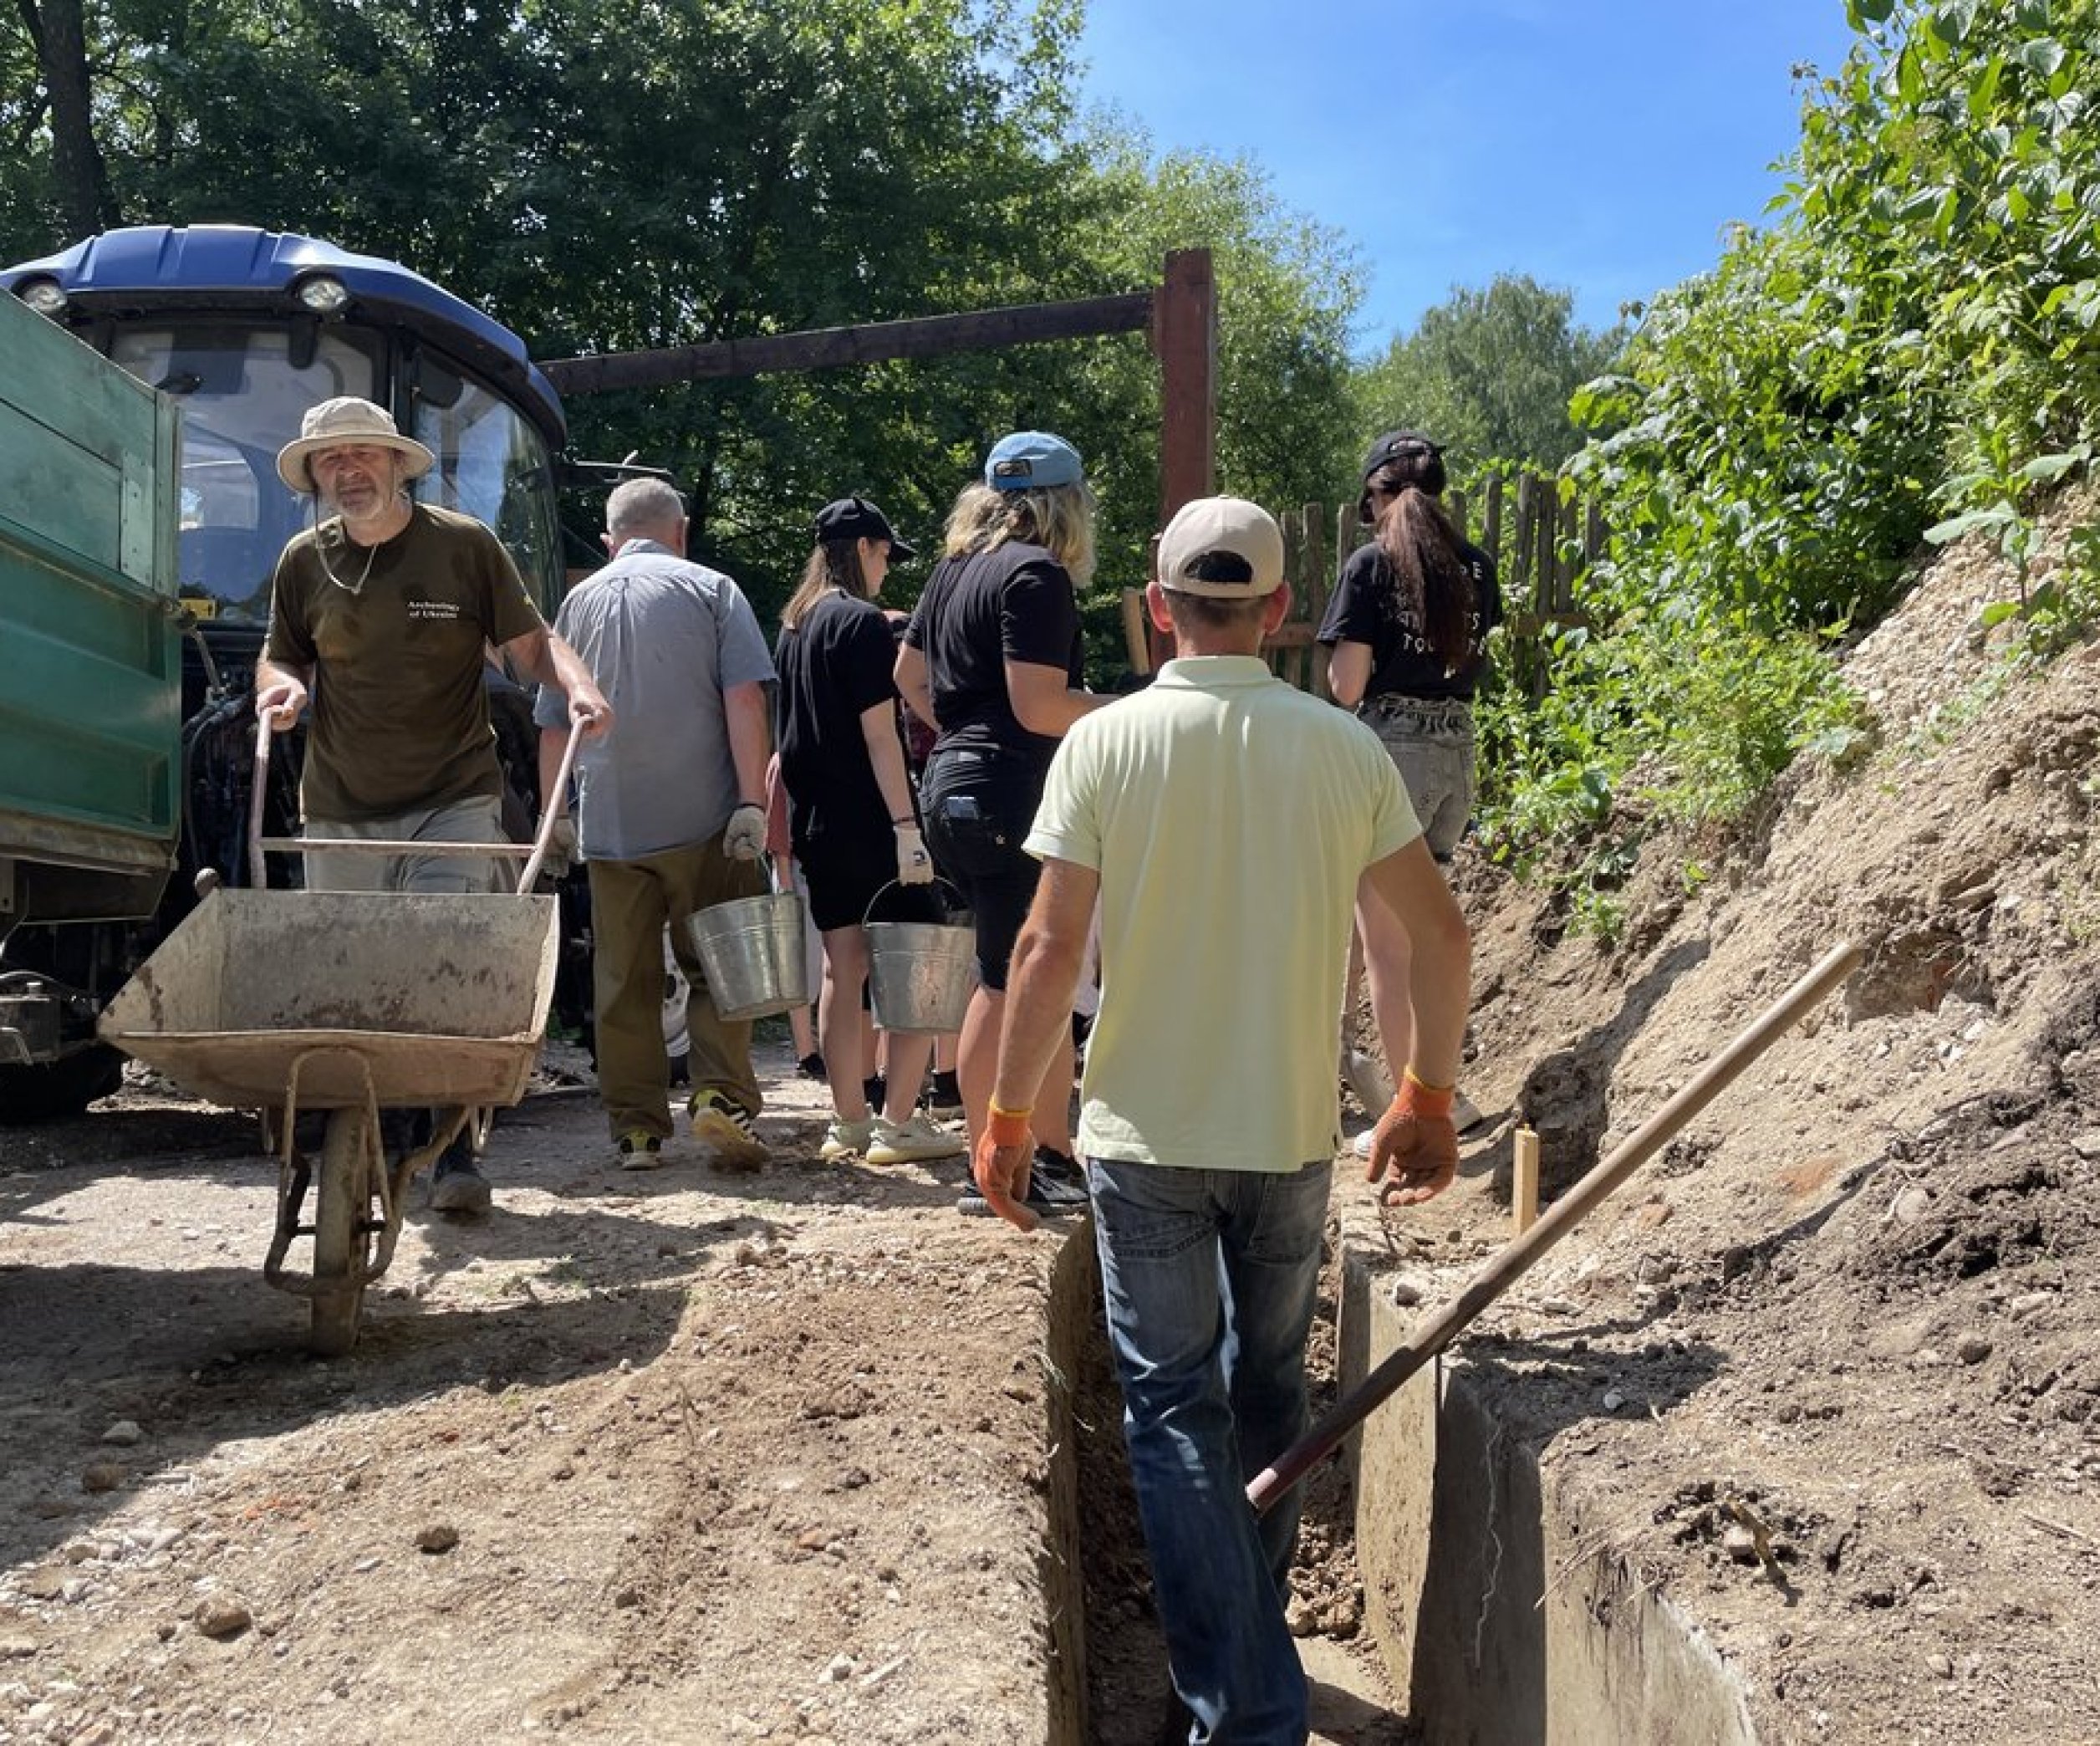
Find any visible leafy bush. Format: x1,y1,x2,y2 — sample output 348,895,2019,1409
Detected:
1475,0,2100,932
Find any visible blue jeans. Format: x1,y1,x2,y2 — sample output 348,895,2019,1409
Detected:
1089,1155,1330,1746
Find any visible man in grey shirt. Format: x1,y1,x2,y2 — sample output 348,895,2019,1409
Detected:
535,478,776,1167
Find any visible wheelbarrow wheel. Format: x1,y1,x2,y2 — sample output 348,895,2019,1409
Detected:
309,1105,377,1356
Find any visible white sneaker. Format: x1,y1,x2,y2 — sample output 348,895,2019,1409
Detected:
1351,1128,1375,1161
865,1114,966,1167
818,1117,874,1161
689,1090,765,1172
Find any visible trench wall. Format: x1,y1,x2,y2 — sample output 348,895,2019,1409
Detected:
1338,1242,1760,1745
1043,1222,1096,1746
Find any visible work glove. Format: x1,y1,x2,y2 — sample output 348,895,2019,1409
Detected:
542,817,579,881
972,1105,1040,1233
895,823,934,886
721,803,767,863
1364,1070,1460,1207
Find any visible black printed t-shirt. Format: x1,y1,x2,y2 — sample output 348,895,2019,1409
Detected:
1314,538,1502,703
773,591,905,850
902,540,1083,767
262,503,544,820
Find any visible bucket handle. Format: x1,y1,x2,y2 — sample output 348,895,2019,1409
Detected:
863,876,969,927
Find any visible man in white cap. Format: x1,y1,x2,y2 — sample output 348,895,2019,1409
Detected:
971,496,1471,1743
255,396,611,1215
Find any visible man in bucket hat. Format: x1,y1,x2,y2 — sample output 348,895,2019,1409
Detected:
971,497,1471,1743
256,396,611,1217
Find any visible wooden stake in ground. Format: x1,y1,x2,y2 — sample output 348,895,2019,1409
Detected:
1512,1126,1540,1234
1246,939,1863,1514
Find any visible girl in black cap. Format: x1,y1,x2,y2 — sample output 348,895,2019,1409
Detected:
774,498,964,1169
1317,431,1500,1131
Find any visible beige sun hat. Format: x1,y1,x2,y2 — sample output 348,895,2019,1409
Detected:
276,396,436,493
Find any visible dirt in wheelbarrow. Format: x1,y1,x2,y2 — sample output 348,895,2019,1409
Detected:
0,1034,1404,1745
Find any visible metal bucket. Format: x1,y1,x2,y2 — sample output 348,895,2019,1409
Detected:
865,880,976,1035
682,881,809,1022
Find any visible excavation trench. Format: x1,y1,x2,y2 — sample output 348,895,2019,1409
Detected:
1043,1202,1763,1745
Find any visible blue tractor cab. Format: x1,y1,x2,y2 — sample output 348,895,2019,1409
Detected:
3,224,571,628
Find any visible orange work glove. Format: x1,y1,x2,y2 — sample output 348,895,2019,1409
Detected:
972,1103,1040,1233
1364,1070,1460,1207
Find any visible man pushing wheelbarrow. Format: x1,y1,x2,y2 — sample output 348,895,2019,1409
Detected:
252,397,612,1215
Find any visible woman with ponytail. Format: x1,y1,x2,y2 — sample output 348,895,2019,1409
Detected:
1318,429,1499,1132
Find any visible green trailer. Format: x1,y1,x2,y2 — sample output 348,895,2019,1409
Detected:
0,285,181,1105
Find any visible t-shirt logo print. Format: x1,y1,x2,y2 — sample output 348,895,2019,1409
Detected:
407,598,463,621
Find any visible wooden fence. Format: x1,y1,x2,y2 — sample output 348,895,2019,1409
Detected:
1123,472,1602,699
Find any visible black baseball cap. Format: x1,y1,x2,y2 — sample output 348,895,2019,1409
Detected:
1360,429,1443,482
813,497,916,560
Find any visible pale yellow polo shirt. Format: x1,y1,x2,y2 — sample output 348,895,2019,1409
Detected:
1027,655,1420,1173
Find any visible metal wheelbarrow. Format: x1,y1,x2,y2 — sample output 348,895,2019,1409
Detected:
96,718,582,1355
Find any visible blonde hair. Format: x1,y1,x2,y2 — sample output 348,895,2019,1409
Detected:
940,479,1097,587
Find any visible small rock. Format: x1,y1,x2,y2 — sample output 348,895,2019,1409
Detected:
1956,1336,1992,1366
99,1421,145,1447
1634,1200,1674,1229
1537,1296,1580,1317
415,1524,460,1555
2069,1131,2100,1161
79,1463,125,1494
1387,1278,1424,1308
822,1653,854,1683
195,1599,252,1639
2009,1292,2055,1321
1890,1187,1933,1225
1602,1390,1625,1412
1721,1524,1761,1564
1926,1652,1953,1678
0,1635,37,1660
1914,1348,1945,1369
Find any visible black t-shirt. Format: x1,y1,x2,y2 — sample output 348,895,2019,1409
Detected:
774,591,904,848
1314,538,1502,702
903,541,1083,764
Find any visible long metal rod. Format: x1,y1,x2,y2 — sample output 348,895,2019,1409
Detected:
1246,939,1863,1514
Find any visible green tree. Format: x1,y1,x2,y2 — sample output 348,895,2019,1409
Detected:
1354,273,1625,472
0,0,1369,660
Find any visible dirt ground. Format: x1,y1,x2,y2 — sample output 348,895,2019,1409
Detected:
0,1039,1406,1746
2,498,2097,1746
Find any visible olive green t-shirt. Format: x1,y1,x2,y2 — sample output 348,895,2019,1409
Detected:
263,503,545,823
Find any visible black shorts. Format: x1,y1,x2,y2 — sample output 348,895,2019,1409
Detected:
798,822,896,933
920,748,1047,992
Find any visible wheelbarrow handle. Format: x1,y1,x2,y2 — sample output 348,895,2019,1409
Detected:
517,718,587,894
248,709,274,891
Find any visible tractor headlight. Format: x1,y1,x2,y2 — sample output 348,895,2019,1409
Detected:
295,274,349,314
15,277,67,318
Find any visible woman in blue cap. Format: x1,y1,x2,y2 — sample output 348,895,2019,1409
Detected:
1318,429,1500,1133
895,432,1103,1215
774,497,965,1170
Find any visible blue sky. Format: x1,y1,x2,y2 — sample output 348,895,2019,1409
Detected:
1073,0,1864,354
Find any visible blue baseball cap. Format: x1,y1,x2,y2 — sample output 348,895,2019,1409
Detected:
984,431,1083,492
